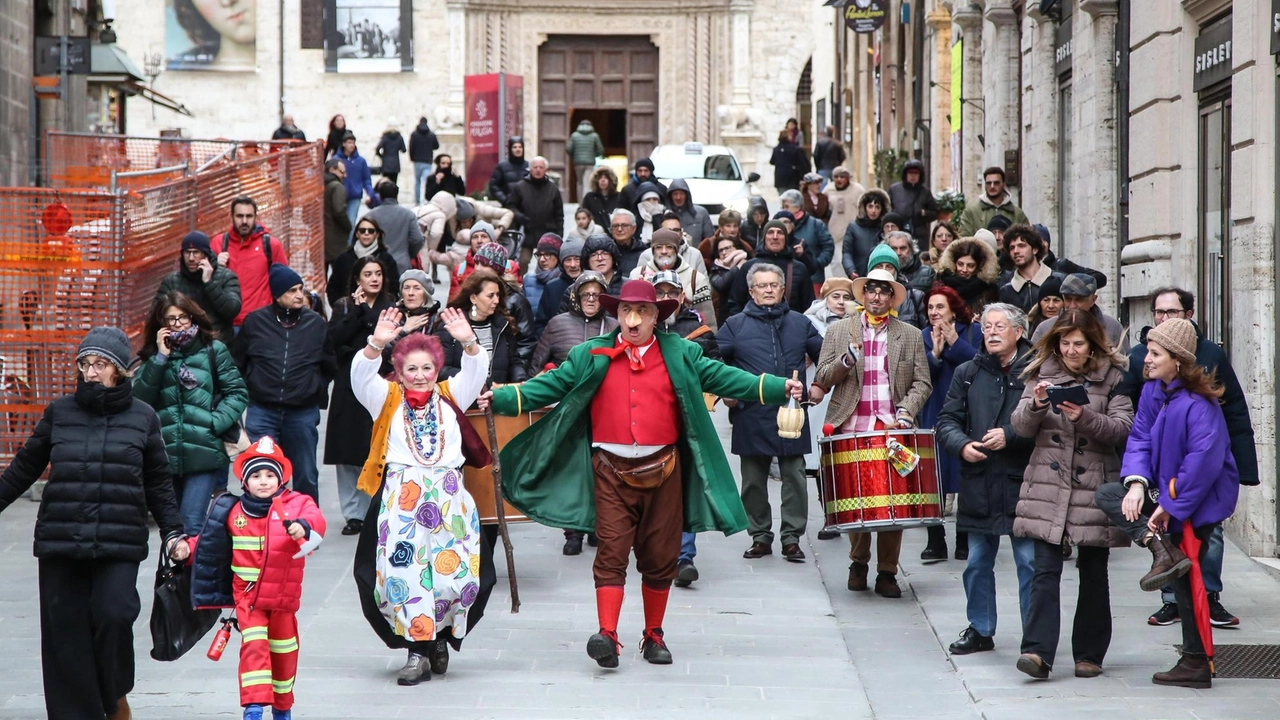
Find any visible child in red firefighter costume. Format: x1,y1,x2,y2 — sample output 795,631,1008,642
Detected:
482,280,802,669
189,437,326,720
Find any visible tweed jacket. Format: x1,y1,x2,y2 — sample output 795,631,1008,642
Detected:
814,314,932,430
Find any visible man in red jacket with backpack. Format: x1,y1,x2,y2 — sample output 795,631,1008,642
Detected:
211,196,289,328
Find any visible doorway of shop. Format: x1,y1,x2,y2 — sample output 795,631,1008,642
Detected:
568,108,627,202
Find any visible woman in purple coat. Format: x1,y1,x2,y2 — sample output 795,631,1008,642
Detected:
1096,318,1239,690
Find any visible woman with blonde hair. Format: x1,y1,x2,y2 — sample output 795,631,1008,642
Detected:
1010,309,1134,681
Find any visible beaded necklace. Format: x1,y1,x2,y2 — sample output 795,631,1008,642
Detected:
402,392,445,466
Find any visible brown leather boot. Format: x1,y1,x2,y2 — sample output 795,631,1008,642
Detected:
1152,653,1212,689
847,562,869,591
1139,532,1192,592
106,696,131,720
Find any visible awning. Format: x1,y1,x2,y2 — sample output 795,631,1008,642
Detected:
89,43,144,83
88,43,193,116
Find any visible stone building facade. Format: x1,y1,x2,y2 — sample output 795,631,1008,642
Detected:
114,0,815,186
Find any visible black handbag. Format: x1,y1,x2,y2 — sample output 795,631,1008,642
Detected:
149,549,220,662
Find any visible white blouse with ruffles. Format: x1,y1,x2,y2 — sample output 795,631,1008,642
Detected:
350,345,490,469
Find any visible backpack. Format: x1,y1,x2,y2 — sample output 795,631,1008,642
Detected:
213,231,274,267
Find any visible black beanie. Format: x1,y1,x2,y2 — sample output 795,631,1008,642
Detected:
181,231,215,262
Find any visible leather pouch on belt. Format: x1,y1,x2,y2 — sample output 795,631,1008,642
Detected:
602,447,677,490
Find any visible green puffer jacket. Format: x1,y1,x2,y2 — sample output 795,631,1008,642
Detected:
134,338,248,477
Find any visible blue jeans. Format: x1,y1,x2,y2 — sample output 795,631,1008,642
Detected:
963,533,1035,638
1162,523,1225,602
817,168,832,192
414,162,433,204
174,467,229,535
679,532,697,563
244,404,321,502
346,198,362,228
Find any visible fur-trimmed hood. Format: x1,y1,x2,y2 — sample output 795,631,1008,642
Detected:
938,237,999,285
856,188,891,219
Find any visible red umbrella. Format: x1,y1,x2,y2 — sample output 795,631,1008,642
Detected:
1180,530,1214,673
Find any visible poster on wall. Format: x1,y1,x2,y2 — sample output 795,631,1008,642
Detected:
323,0,413,73
165,0,257,71
464,74,524,195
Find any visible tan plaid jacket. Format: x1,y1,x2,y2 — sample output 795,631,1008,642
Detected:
813,315,932,430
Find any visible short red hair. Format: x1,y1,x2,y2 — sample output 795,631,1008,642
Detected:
391,332,445,377
926,282,973,324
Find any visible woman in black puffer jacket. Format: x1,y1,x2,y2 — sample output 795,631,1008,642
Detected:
0,327,187,720
436,268,528,390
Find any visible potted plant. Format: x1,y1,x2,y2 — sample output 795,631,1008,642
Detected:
935,189,966,222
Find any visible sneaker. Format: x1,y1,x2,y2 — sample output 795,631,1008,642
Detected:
1208,593,1240,627
674,559,699,588
243,706,265,720
1148,602,1180,626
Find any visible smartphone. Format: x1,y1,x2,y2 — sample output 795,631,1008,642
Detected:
1046,384,1089,409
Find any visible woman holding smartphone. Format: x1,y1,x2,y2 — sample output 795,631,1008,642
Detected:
1009,309,1134,681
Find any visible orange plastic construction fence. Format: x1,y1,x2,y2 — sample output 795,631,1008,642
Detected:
0,133,325,463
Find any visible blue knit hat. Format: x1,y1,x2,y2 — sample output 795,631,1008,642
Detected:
268,264,304,299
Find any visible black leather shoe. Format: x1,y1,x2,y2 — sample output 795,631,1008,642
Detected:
948,627,994,655
587,630,620,669
429,640,449,675
586,533,599,547
816,528,839,540
563,534,584,556
742,542,772,559
640,628,673,665
674,559,699,588
954,545,969,561
781,543,806,562
920,543,948,563
341,519,363,536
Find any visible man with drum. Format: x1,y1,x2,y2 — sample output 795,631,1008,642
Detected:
814,267,932,597
934,303,1036,654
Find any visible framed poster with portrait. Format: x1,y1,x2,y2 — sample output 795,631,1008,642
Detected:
324,0,413,73
165,0,257,71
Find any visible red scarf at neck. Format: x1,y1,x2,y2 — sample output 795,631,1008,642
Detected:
404,388,434,410
591,337,654,371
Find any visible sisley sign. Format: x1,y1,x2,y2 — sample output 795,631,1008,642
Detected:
1193,17,1232,93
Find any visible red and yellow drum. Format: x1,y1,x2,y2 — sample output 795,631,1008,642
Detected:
818,429,943,532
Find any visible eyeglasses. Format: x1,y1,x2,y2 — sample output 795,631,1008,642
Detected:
1153,309,1185,318
164,313,192,328
981,323,1011,333
589,251,612,259
579,292,602,301
863,285,893,297
355,227,377,235
752,282,782,290
77,359,112,373
655,290,681,299
611,223,633,230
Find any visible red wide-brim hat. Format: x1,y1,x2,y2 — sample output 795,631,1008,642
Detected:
600,279,680,322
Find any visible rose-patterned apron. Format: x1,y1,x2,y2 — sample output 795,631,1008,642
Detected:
373,463,482,642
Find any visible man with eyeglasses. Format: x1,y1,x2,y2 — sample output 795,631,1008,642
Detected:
210,195,289,329
1120,287,1256,630
726,219,815,316
1029,273,1127,352
935,302,1036,655
955,166,1029,238
154,231,242,343
719,262,823,564
606,208,649,278
814,267,932,598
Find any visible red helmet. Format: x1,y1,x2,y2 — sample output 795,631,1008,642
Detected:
232,436,294,488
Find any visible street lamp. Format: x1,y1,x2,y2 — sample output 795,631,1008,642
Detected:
143,51,162,119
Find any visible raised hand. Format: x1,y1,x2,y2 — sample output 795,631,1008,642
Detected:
371,307,404,347
439,307,476,343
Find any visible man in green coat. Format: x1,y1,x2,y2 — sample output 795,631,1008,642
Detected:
567,119,605,202
482,280,800,670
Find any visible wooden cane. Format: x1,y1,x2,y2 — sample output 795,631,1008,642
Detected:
482,397,521,613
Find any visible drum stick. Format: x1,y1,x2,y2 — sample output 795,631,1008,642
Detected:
482,389,521,614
